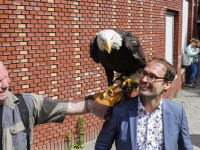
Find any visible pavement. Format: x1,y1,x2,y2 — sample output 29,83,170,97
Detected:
81,81,200,150
172,81,200,150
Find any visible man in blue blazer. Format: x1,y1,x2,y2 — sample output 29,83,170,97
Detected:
95,57,193,150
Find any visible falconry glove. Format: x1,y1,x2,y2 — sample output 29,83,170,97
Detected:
85,83,139,120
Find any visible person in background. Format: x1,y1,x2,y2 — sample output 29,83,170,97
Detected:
194,41,200,85
186,38,200,88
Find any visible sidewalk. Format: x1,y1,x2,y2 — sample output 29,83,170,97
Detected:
172,82,200,150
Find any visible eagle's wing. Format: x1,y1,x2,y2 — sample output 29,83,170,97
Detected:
123,32,147,66
90,37,99,63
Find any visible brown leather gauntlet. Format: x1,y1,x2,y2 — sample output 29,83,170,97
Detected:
85,84,139,120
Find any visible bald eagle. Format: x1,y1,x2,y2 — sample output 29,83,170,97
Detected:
90,29,146,99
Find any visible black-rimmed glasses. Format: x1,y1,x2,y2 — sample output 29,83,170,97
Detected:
138,69,168,83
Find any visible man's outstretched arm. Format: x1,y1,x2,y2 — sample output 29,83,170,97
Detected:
67,98,90,115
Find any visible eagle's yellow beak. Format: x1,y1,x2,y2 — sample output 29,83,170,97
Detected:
104,41,112,54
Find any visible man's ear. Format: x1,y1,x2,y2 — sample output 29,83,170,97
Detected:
164,81,172,92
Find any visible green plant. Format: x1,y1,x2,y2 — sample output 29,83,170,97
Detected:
74,116,86,149
174,93,178,98
66,132,73,150
184,84,187,88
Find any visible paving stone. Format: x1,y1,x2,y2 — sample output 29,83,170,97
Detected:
196,124,200,129
191,129,200,134
195,110,200,113
190,114,200,118
186,105,200,109
189,103,200,107
188,118,200,124
186,113,192,118
189,129,193,135
188,123,198,129
185,109,196,113
193,146,200,150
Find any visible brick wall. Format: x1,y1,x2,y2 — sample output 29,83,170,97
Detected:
0,0,196,149
193,0,198,38
188,0,198,44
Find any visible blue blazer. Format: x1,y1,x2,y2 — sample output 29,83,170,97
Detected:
95,96,193,150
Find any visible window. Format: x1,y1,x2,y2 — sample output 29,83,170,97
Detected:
165,12,175,65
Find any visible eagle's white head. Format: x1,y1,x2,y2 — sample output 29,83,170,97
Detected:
97,29,122,54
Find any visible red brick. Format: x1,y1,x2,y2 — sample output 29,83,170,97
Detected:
21,1,29,6
8,5,16,10
1,24,9,28
12,1,21,5
6,38,14,42
10,24,17,28
10,33,18,37
34,7,40,11
0,38,5,42
0,29,5,32
36,142,44,147
12,10,21,15
0,5,7,9
0,14,8,18
9,15,16,19
26,6,33,11
0,56,7,60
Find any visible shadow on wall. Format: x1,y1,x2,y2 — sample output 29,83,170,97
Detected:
190,134,200,147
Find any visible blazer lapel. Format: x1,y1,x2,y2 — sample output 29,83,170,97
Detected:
162,98,171,150
129,97,138,150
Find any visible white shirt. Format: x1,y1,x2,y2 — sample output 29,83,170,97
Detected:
137,96,164,150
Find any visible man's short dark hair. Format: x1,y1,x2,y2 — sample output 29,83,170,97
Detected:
149,57,176,82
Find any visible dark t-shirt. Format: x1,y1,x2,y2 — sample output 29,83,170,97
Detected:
0,104,3,150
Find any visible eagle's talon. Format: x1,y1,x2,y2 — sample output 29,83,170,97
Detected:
111,89,114,96
123,77,138,87
103,93,107,100
103,86,114,99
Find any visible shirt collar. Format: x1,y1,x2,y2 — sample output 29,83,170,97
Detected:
138,95,163,114
4,91,19,109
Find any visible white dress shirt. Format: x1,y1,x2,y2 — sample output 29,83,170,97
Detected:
137,96,164,150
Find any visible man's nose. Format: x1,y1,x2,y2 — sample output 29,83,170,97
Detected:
140,74,150,83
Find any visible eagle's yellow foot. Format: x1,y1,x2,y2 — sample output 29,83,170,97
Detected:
103,86,114,99
122,77,137,86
